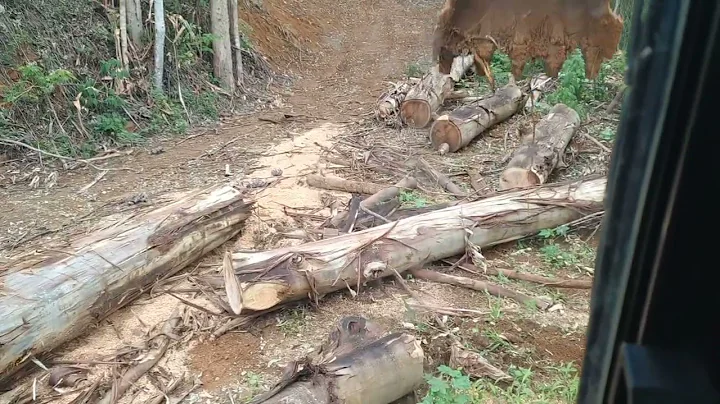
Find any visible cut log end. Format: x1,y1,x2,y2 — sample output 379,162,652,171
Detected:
400,100,432,129
429,119,462,152
498,167,541,190
242,282,290,311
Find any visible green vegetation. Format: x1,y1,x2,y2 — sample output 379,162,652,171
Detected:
399,190,430,208
421,364,580,404
0,0,260,159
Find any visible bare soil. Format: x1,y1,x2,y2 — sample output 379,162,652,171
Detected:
0,0,617,401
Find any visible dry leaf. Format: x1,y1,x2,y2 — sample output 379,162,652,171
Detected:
223,250,244,315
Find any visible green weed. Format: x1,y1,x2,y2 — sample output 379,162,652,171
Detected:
406,62,426,78
538,224,570,240
539,243,579,269
399,190,429,208
276,307,309,336
420,365,476,404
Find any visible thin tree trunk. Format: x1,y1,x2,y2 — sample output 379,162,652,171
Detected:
119,0,130,69
211,0,235,90
227,0,244,87
153,0,166,90
127,0,144,47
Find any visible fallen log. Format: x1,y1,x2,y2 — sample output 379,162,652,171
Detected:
226,177,605,312
499,104,580,190
306,174,389,195
430,84,525,154
409,268,551,310
249,317,423,404
0,185,254,381
400,55,474,129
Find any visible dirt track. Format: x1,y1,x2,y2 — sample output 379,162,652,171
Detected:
0,0,598,401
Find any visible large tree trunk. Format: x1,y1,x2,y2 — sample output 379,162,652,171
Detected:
227,0,244,87
211,0,235,90
226,177,606,312
400,55,473,129
499,104,580,190
430,84,525,154
127,0,144,47
250,317,423,404
0,186,253,381
153,0,166,90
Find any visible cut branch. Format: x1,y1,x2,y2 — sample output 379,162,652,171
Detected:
411,158,466,198
400,56,474,128
430,84,525,153
0,186,253,380
462,262,592,289
410,268,551,310
306,175,390,195
499,104,580,190
226,177,605,311
329,176,418,229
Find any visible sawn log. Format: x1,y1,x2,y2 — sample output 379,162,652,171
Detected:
499,104,580,190
0,185,253,381
249,316,423,404
225,177,606,312
430,84,525,154
400,55,473,128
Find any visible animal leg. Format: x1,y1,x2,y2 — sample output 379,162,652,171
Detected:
474,54,495,92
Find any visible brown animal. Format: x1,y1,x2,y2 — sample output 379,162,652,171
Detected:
432,0,623,87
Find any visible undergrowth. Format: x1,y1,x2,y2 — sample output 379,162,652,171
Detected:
0,0,271,159
421,364,580,404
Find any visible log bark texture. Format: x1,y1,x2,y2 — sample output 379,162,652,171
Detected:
430,84,525,153
499,104,580,190
0,186,253,380
227,177,606,311
251,317,423,404
400,55,473,129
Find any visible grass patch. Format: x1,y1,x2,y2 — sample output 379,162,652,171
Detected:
399,190,430,208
